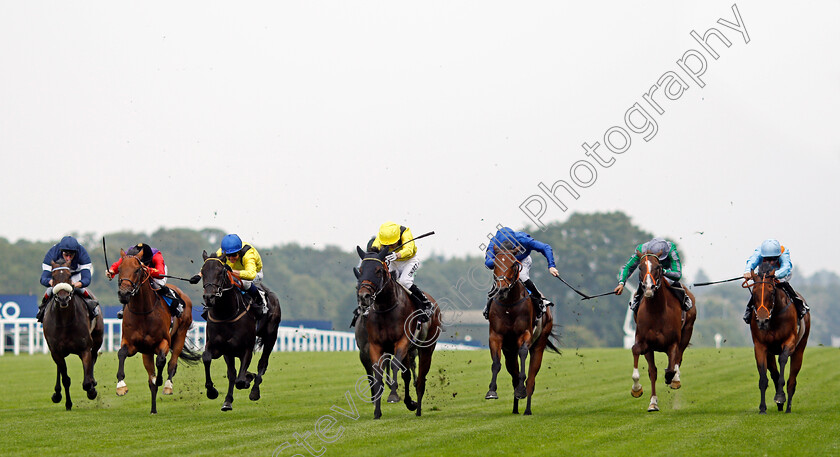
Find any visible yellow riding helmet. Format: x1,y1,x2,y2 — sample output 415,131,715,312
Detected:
378,222,401,245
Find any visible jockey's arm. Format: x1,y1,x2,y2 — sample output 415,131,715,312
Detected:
148,253,166,279
484,244,496,269
662,246,683,281
776,249,793,279
395,227,417,259
744,248,762,274
237,251,259,281
528,238,557,269
617,253,641,285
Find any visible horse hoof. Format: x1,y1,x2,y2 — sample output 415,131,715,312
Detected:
207,387,219,400
777,403,784,411
221,403,232,412
759,410,766,415
52,393,62,403
415,408,422,417
66,404,72,411
647,406,659,412
87,389,97,400
670,381,681,390
387,393,400,403
116,386,128,396
163,387,173,395
631,388,643,398
246,372,255,382
406,401,418,412
373,413,382,420
235,380,250,390
524,410,532,416
485,391,499,400
514,389,527,400
249,389,261,401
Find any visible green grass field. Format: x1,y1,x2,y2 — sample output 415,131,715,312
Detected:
1,346,839,456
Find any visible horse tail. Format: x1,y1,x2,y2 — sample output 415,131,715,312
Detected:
174,334,203,365
546,326,562,355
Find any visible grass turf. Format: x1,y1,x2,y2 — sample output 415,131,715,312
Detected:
1,346,839,456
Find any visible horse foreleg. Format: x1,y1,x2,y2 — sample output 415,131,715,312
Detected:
414,347,434,417
235,348,254,390
116,344,133,396
766,353,781,411
79,349,97,400
164,330,188,396
503,347,519,414
52,363,62,404
385,360,400,404
774,346,793,409
786,337,808,413
368,346,386,419
664,342,679,386
51,353,72,410
514,342,529,400
631,344,643,398
485,334,503,400
141,354,158,414
203,349,219,400
523,344,546,416
222,354,236,412
754,344,769,414
644,352,658,412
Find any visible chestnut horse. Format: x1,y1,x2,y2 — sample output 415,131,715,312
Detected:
199,251,282,411
355,246,441,419
114,250,200,414
630,253,696,412
743,262,810,413
484,243,559,415
42,261,104,410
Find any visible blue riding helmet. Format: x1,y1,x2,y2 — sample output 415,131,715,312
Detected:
760,239,782,257
221,234,243,255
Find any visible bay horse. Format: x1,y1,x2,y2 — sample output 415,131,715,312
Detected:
484,243,559,415
42,260,104,410
629,253,696,412
114,250,200,414
355,246,441,419
743,262,810,413
199,251,282,411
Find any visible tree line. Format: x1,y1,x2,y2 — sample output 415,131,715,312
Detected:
2,212,837,347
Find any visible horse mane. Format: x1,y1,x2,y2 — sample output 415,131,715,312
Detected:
757,261,775,276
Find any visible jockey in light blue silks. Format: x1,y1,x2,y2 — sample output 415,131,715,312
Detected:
483,227,560,320
742,239,808,323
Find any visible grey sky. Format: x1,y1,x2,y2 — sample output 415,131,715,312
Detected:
2,1,838,282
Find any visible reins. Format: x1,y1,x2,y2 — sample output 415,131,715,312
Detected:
202,257,251,324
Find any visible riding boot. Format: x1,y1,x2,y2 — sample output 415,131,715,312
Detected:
247,284,268,333
350,307,361,328
36,290,52,323
408,284,432,323
778,282,808,320
75,288,100,319
483,285,498,320
743,297,754,324
160,286,184,318
117,305,125,319
629,286,643,313
669,282,693,311
523,279,548,319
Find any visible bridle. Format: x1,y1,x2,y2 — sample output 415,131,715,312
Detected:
201,257,236,299
118,255,151,298
51,266,74,308
743,274,781,321
640,254,663,293
492,254,521,299
358,257,390,302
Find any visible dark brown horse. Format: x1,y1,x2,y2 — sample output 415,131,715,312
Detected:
42,261,104,410
484,244,559,415
114,250,200,414
355,246,441,419
199,251,282,411
630,253,696,412
744,262,810,413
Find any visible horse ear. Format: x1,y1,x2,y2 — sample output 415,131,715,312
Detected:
51,260,58,268
119,248,126,258
356,246,365,259
353,267,360,279
202,250,208,261
378,249,389,260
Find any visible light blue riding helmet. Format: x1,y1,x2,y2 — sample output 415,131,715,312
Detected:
221,234,243,255
760,239,782,257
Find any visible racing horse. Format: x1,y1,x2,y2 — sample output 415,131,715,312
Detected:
484,242,560,415
355,246,441,419
114,250,200,414
743,262,810,413
629,252,696,412
199,251,282,411
42,260,104,410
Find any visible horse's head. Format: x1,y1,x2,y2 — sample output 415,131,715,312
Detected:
354,246,390,308
200,250,233,307
638,253,663,298
492,241,522,301
116,249,149,305
743,261,779,330
50,260,74,307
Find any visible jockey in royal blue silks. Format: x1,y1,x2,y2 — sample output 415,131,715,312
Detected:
37,235,100,322
483,227,560,320
742,239,808,323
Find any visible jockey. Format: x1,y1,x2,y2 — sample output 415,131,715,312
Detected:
107,243,184,319
742,239,808,323
483,227,559,320
191,234,268,324
37,235,100,322
367,221,433,323
614,237,692,312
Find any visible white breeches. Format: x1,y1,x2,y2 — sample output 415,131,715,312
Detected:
517,256,533,282
240,271,264,290
389,256,420,289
